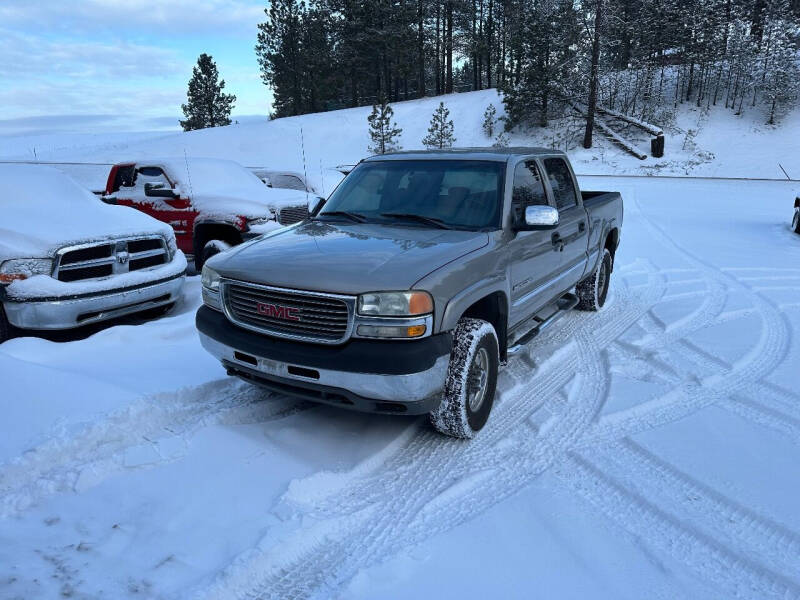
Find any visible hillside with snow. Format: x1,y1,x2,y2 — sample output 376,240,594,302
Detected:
2,89,799,192
1,90,800,599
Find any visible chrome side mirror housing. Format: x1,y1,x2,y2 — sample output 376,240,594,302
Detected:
520,205,559,230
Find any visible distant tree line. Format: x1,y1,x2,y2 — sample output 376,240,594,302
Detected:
256,0,800,128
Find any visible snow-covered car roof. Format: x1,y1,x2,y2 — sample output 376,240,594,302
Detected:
121,157,312,219
0,164,174,263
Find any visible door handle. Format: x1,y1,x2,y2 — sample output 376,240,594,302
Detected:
578,221,586,233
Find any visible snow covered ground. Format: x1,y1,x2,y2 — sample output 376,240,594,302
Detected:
1,173,799,598
1,90,800,598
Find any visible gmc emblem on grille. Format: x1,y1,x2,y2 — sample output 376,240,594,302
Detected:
256,302,300,321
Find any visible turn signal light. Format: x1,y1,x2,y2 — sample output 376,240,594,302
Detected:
406,325,427,337
0,274,27,283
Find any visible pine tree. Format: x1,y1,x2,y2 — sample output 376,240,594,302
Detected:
493,131,510,147
482,103,498,137
422,102,456,149
367,98,403,154
180,54,236,131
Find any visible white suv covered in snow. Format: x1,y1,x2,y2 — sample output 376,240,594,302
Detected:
0,165,187,342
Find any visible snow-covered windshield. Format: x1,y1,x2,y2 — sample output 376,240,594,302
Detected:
318,160,505,230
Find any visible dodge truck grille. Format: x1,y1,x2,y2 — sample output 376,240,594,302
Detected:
277,205,309,225
223,281,353,344
55,237,169,282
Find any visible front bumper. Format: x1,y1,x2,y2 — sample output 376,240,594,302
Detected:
3,273,185,330
196,305,451,415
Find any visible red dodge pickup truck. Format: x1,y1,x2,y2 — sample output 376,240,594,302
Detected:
103,158,316,269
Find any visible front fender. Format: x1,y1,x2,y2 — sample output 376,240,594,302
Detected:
439,276,509,333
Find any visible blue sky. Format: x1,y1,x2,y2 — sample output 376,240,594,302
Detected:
0,0,273,135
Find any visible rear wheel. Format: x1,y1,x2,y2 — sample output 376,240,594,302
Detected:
576,248,612,311
792,209,800,234
430,318,499,439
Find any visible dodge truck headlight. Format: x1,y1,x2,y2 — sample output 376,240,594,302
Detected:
357,291,433,317
0,258,53,284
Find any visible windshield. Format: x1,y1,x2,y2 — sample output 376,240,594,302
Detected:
318,160,505,230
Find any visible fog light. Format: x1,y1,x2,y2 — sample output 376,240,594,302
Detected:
357,324,427,338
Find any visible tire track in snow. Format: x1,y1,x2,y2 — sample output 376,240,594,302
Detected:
581,195,793,447
0,379,305,518
558,453,800,599
588,439,800,580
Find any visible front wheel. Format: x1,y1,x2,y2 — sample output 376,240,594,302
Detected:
576,248,612,311
430,318,499,439
792,209,800,234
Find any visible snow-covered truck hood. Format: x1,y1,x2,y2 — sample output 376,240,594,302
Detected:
209,220,489,294
0,165,175,263
130,157,314,220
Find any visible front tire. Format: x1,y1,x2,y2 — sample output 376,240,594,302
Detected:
792,209,800,234
576,248,612,311
430,318,499,439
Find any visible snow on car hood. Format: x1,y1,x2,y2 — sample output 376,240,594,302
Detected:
0,164,175,263
210,220,489,294
139,157,313,219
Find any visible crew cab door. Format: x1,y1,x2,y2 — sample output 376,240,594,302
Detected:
542,157,590,290
507,159,563,328
113,166,196,255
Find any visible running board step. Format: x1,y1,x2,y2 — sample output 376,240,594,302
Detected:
506,292,579,357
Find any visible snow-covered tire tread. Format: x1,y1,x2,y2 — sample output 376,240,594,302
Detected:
429,318,499,439
576,248,612,311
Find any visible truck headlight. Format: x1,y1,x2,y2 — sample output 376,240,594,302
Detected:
357,291,433,316
201,265,220,291
201,265,222,311
0,258,53,284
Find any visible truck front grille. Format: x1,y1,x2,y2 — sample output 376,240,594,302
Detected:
223,281,353,344
55,237,169,282
277,205,309,225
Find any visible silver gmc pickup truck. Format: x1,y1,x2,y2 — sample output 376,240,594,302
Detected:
197,148,622,438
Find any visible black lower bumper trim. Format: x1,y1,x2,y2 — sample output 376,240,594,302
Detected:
196,305,451,375
224,361,440,415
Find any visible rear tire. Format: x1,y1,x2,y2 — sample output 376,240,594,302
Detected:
430,318,499,439
792,209,800,234
576,248,612,311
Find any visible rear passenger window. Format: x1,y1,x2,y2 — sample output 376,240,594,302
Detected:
511,160,548,223
543,158,578,210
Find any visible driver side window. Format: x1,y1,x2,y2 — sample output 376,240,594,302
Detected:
511,160,548,224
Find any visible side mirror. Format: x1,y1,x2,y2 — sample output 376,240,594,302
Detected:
309,195,326,215
518,205,559,230
144,182,177,198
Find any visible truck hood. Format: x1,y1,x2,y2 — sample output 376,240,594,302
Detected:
212,220,489,294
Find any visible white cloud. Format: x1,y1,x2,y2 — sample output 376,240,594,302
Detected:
0,0,264,37
0,29,186,80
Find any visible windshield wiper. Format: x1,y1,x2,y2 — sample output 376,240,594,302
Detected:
380,213,453,230
316,210,368,223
